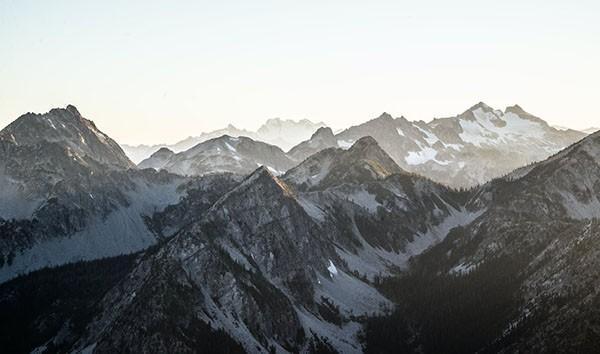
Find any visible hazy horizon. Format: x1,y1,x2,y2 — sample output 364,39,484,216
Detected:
1,0,599,145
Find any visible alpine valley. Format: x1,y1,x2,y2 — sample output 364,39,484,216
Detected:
1,105,599,354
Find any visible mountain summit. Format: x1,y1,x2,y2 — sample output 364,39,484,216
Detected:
0,106,186,282
0,105,134,169
284,136,404,190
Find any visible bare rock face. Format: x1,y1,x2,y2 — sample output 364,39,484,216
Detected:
0,107,194,282
0,105,134,169
0,105,136,215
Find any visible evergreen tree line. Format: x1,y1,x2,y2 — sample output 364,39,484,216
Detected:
362,254,527,354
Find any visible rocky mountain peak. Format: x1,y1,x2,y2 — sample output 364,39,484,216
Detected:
138,146,175,170
212,165,295,212
348,135,379,150
344,136,404,177
505,104,524,113
248,164,273,179
65,104,82,117
376,112,394,120
504,104,549,125
1,106,134,169
504,104,530,117
287,126,338,161
468,101,493,112
248,165,294,194
285,135,404,190
152,147,175,157
346,136,399,167
46,105,84,124
310,126,334,140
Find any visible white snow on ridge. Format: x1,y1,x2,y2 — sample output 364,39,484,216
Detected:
459,108,546,147
459,119,498,146
405,145,451,166
445,143,464,151
405,147,439,165
416,126,440,145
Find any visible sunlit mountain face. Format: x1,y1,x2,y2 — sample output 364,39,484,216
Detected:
0,104,598,354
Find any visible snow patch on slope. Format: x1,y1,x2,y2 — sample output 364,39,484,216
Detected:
459,108,546,147
346,188,381,213
399,207,485,264
405,144,450,166
560,191,600,220
327,260,338,276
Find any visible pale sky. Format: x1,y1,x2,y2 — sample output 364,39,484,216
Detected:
1,0,599,145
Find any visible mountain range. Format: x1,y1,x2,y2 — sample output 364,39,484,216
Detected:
0,104,599,353
139,135,295,176
290,103,587,187
137,102,587,188
122,118,326,163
